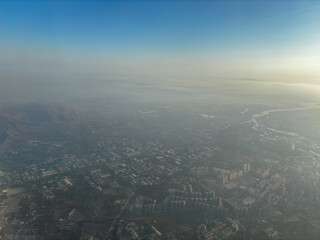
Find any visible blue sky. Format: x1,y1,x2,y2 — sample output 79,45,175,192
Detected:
1,0,320,83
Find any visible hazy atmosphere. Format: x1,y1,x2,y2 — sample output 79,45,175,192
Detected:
1,1,320,103
1,1,320,240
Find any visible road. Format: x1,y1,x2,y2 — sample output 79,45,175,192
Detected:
104,190,134,240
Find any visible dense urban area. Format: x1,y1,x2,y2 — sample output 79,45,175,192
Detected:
2,0,320,239
1,94,320,240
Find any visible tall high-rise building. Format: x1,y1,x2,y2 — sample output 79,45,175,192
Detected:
242,163,251,173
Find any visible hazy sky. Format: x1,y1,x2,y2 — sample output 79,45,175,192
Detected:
1,0,320,91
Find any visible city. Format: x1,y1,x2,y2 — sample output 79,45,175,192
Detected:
1,1,320,239
0,97,320,239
